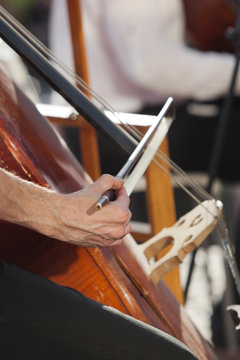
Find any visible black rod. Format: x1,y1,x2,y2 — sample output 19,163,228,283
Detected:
96,97,174,209
0,9,135,156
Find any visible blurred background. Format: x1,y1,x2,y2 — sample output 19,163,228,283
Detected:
1,1,240,359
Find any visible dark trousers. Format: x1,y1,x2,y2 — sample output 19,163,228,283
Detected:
0,260,197,360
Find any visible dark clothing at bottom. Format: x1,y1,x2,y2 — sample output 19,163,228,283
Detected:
0,260,197,360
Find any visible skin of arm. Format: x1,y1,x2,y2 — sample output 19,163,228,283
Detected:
0,168,132,247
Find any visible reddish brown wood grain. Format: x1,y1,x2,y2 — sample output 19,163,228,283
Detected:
0,67,217,359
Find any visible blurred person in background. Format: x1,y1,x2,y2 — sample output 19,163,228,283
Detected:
49,0,240,180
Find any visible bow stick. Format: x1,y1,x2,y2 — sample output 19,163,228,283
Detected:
95,97,174,209
124,111,174,196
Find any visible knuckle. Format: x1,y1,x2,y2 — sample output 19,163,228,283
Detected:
101,174,113,185
116,207,130,223
126,223,132,234
113,226,125,240
118,208,132,224
128,209,132,221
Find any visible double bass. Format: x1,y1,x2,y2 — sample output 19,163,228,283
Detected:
0,5,220,359
183,0,237,53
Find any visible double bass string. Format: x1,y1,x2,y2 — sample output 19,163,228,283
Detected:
0,5,226,222
0,6,121,117
0,7,220,202
0,7,138,156
1,5,240,295
0,6,228,219
0,5,211,206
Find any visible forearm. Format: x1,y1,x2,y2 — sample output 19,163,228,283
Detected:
0,169,131,246
0,168,55,230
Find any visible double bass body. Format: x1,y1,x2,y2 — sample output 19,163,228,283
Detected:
0,60,217,359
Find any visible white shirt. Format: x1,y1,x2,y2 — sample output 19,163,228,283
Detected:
49,0,237,112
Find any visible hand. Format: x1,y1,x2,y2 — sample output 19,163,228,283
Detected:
23,174,131,247
0,169,132,247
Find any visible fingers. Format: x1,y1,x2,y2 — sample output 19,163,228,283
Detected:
113,185,130,208
92,174,130,207
60,174,132,247
59,208,132,247
90,174,124,195
93,174,131,230
89,174,130,213
66,218,132,247
100,215,132,243
124,221,132,235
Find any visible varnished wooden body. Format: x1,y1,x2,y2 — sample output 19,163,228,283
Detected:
0,68,217,359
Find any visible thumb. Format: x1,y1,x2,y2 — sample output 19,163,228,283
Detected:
90,174,124,195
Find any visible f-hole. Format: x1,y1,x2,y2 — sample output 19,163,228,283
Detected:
144,236,174,263
190,214,203,227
